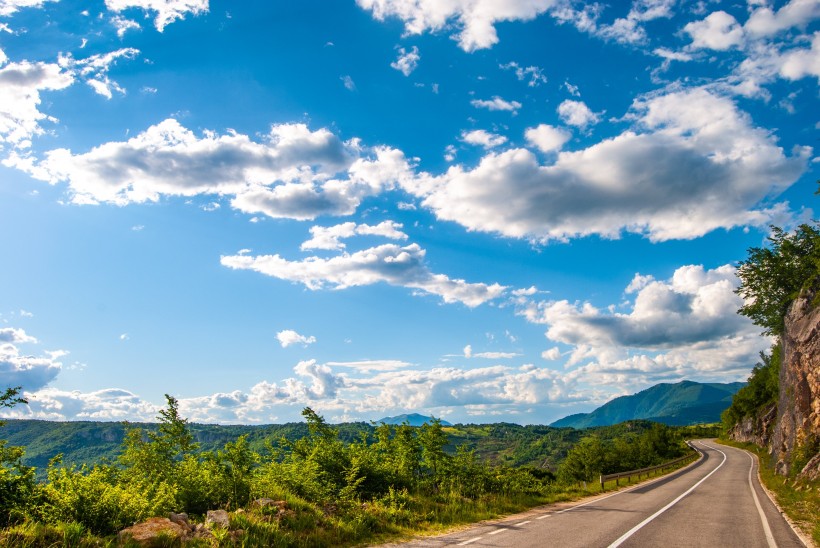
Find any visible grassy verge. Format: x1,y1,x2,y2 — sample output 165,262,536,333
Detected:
717,439,820,546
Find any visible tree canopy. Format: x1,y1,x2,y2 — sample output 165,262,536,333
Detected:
735,223,820,336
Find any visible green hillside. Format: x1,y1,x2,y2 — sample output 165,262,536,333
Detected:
550,380,744,428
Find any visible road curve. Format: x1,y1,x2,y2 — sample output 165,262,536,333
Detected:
381,441,805,548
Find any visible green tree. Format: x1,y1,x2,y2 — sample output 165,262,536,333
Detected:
0,387,35,525
558,436,606,485
736,223,820,335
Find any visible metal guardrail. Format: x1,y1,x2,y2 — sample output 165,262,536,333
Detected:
599,445,700,491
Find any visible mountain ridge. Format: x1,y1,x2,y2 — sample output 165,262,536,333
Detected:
551,380,744,428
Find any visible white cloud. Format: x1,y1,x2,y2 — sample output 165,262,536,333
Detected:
0,56,74,149
460,129,508,149
221,242,506,308
745,0,820,38
684,11,744,51
0,327,36,343
402,87,809,242
471,96,522,114
499,61,547,86
357,0,558,52
111,15,141,38
301,220,407,251
104,0,208,32
341,75,356,91
595,0,675,45
518,264,770,388
557,99,600,128
390,45,420,76
9,120,413,222
276,329,317,348
541,347,561,360
0,333,63,391
72,48,140,99
0,0,56,16
524,124,570,153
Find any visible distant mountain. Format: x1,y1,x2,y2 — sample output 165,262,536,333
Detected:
377,413,452,426
551,380,745,428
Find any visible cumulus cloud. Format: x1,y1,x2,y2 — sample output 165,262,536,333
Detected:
0,55,74,149
0,327,37,344
402,87,809,242
104,0,208,32
390,45,420,76
276,329,317,348
744,0,820,39
519,264,770,388
0,339,62,391
684,11,744,51
524,124,570,153
301,221,407,251
557,99,600,128
9,119,413,221
221,242,506,308
357,0,557,52
460,129,508,149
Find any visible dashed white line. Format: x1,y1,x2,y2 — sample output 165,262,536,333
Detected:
488,529,507,536
517,520,531,526
536,514,551,520
457,536,482,546
607,442,726,548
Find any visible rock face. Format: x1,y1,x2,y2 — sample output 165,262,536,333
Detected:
117,517,187,545
728,403,777,447
770,290,820,476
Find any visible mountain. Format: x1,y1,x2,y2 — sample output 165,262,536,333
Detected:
551,380,745,428
376,413,452,426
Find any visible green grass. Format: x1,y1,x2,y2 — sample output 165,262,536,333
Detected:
718,439,820,546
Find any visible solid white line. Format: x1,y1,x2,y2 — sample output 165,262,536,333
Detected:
488,528,506,536
535,514,551,520
457,537,482,546
517,520,531,526
607,442,727,548
747,451,777,548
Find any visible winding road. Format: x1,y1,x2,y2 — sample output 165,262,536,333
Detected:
383,441,806,548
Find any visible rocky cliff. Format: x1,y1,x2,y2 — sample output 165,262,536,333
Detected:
770,290,820,478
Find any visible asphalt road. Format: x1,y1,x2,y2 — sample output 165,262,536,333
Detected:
383,441,806,548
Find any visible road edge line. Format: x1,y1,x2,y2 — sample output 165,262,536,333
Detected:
747,450,777,548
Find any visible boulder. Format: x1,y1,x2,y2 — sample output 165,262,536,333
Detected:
118,517,186,545
205,509,230,529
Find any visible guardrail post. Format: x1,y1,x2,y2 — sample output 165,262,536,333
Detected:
600,475,604,491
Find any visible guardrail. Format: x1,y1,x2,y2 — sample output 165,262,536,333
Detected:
599,445,700,491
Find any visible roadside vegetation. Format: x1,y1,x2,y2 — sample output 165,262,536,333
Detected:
0,390,698,547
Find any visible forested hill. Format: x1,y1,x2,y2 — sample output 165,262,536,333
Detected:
551,380,744,429
2,416,717,474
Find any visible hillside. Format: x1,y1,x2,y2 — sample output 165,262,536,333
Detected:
551,380,744,428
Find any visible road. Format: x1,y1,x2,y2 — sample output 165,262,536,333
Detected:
383,441,806,548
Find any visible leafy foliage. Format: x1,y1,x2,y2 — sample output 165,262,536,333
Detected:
736,223,820,336
722,346,781,430
0,387,35,526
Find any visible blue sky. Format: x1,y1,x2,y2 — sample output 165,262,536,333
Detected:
0,0,817,425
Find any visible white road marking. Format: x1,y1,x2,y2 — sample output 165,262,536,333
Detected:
488,529,506,536
607,441,727,548
517,520,531,526
747,451,777,548
535,514,551,520
457,537,482,546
